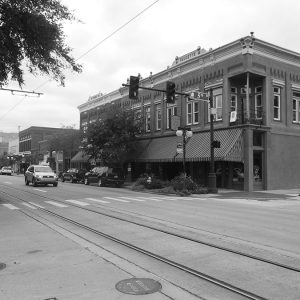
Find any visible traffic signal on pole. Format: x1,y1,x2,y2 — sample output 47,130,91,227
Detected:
166,81,176,103
212,140,221,148
129,76,139,99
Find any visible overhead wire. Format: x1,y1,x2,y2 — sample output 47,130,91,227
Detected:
0,0,160,121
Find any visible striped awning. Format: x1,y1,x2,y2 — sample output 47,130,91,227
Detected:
133,128,244,163
71,151,91,162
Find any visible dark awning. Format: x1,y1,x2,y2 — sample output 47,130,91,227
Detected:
71,151,90,162
133,128,244,163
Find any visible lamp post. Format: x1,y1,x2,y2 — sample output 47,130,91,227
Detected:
208,89,218,193
176,126,193,176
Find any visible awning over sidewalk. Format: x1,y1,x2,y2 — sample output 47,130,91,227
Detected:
71,151,90,162
133,128,244,163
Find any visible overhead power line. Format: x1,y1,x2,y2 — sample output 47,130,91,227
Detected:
35,0,160,91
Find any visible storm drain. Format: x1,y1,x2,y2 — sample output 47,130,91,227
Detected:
0,263,6,271
115,278,162,295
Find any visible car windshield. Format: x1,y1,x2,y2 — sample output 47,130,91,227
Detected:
35,166,53,173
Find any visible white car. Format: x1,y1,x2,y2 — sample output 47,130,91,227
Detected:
0,166,12,175
25,165,58,187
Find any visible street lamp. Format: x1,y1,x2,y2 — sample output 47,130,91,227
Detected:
207,89,218,193
176,126,192,176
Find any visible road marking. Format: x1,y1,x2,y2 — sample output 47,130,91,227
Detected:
22,202,37,209
104,197,129,203
85,198,110,204
45,201,68,208
33,188,47,193
29,202,45,208
149,196,178,201
2,204,19,210
131,196,162,202
119,197,145,202
4,181,12,184
65,200,90,206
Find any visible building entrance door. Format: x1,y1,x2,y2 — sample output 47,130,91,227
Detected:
253,150,264,190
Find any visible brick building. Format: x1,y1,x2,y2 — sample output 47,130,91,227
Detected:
78,34,300,191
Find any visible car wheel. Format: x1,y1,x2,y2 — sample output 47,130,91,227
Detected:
53,183,58,187
84,178,89,185
32,178,37,187
25,177,29,185
71,176,75,183
62,177,65,182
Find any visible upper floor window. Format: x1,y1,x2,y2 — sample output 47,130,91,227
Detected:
187,101,199,125
254,86,263,119
166,105,177,129
144,106,151,132
292,91,300,123
155,104,162,130
230,87,237,112
273,87,281,121
208,87,223,121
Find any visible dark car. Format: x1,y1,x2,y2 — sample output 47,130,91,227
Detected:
84,166,125,187
62,168,86,183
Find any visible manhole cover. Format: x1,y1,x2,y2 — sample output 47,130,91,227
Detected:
115,278,162,295
0,263,6,271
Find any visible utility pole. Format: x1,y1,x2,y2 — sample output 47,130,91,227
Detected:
208,89,218,193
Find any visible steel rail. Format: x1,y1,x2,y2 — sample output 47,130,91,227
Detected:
1,184,300,273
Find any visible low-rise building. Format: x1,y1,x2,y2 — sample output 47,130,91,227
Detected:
78,33,300,191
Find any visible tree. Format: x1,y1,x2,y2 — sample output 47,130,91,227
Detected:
0,0,82,87
82,108,143,166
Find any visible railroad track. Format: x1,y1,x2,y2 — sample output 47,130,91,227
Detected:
1,184,299,299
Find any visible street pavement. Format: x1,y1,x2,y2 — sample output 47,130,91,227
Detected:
1,180,300,299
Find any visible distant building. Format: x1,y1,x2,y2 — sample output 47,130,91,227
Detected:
19,126,80,171
78,33,300,191
0,142,8,156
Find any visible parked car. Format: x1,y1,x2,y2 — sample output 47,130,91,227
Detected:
0,166,12,175
61,168,86,183
25,165,58,187
84,166,125,187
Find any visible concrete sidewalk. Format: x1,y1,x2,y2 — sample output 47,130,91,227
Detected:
0,199,198,300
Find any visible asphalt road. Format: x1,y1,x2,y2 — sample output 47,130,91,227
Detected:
1,174,300,299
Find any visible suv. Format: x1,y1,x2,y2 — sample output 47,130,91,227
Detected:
25,165,58,187
84,166,125,187
62,168,86,183
0,166,12,175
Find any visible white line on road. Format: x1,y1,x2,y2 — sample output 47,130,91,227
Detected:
65,200,90,206
33,188,47,193
4,181,12,184
119,197,145,202
133,196,162,201
45,201,68,208
104,197,129,203
2,204,19,210
85,198,110,204
22,202,37,209
29,202,45,208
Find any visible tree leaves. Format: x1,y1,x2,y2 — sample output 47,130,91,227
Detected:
0,0,81,86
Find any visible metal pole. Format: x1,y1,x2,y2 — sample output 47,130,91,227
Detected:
208,89,218,193
183,129,186,176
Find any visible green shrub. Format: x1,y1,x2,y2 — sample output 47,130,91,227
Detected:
170,175,198,192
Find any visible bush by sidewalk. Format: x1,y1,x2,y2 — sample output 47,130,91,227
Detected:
131,173,208,196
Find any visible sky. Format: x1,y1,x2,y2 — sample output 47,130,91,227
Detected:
1,0,300,133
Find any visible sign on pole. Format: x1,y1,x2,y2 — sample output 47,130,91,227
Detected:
171,115,181,130
177,143,183,154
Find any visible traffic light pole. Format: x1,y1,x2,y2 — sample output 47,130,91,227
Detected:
122,84,190,97
208,88,218,193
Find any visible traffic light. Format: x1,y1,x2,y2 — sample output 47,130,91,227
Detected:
166,81,176,103
212,140,221,148
129,76,139,99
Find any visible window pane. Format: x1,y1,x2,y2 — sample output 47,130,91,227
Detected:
274,95,279,107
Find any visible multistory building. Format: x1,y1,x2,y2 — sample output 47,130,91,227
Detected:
78,34,300,191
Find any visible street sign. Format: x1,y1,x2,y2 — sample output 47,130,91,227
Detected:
171,115,180,130
177,143,183,154
189,91,209,101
